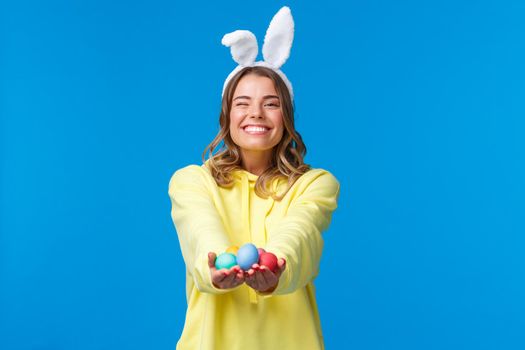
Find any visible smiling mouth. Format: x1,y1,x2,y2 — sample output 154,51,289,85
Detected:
242,126,271,135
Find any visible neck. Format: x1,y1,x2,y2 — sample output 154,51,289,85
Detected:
240,149,273,176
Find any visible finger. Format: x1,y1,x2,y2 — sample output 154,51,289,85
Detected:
262,264,280,282
247,269,257,287
255,268,266,288
235,267,245,281
263,268,276,287
258,266,272,286
278,258,286,275
222,270,236,287
244,275,253,288
208,252,217,268
214,269,228,284
233,271,245,287
244,272,256,288
278,258,286,269
245,270,255,288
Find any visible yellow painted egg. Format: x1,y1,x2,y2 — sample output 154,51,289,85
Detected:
226,245,239,254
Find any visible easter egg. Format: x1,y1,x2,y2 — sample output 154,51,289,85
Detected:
236,243,259,270
215,253,237,270
226,245,239,254
259,252,278,272
257,248,266,256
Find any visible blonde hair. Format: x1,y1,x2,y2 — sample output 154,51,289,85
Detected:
201,66,310,200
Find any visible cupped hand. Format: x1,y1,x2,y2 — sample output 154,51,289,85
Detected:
208,252,245,290
244,258,286,294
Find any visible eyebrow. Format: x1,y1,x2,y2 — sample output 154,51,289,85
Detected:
233,95,280,101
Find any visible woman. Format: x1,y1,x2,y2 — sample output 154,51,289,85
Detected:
168,7,340,350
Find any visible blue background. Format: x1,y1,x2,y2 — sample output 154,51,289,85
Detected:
1,1,524,349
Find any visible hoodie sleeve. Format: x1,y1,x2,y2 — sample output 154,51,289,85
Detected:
168,165,234,294
262,170,340,296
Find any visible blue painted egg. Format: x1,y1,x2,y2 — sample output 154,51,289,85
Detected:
236,243,259,270
215,253,237,270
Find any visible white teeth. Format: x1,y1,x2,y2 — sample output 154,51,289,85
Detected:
244,126,269,132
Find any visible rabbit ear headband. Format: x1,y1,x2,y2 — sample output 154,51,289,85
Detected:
221,6,295,101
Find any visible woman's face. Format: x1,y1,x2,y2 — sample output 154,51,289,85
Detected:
229,74,284,159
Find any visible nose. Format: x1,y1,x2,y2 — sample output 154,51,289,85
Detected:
248,104,263,118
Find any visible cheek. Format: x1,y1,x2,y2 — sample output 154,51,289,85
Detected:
275,126,284,140
229,115,243,141
229,115,238,130
229,112,243,128
272,115,284,133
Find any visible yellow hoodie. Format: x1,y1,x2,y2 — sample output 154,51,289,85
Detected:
168,160,340,350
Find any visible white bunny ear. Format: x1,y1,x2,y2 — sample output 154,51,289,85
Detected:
221,30,258,67
262,6,294,69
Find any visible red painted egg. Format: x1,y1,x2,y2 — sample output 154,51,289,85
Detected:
258,252,278,272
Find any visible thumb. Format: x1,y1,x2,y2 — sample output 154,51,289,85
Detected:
278,258,286,272
208,252,217,268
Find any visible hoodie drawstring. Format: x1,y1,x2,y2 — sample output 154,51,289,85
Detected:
240,171,278,304
240,173,259,304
